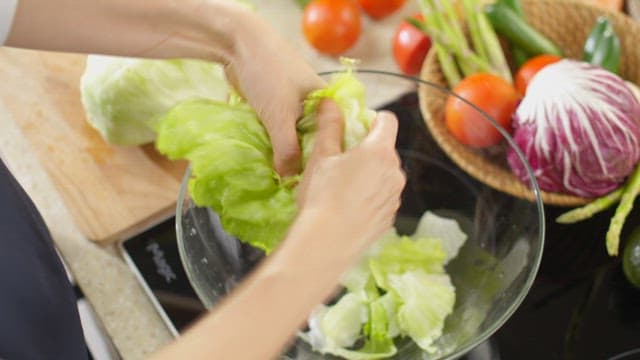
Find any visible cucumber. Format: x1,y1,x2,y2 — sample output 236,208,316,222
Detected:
499,0,524,16
498,0,529,67
623,225,640,288
484,3,563,57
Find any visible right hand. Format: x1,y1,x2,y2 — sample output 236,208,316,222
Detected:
296,100,406,254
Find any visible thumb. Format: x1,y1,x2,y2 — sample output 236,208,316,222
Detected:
271,126,302,177
362,111,398,149
310,99,344,159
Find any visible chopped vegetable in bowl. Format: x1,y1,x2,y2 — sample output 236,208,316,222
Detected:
299,211,466,359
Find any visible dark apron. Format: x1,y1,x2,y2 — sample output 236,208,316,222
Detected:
0,159,87,359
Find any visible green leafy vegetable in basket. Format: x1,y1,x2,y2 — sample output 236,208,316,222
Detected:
484,2,563,58
496,0,529,68
583,16,621,75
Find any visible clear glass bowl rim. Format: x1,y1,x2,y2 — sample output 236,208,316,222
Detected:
175,69,546,360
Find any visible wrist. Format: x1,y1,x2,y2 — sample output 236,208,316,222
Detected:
275,207,362,272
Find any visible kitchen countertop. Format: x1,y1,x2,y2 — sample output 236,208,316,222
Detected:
0,1,419,359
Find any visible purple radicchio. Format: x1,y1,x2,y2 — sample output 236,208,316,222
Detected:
507,59,640,198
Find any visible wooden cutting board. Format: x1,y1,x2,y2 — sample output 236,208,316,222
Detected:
0,47,188,244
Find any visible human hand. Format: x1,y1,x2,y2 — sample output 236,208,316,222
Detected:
296,100,406,255
225,16,324,178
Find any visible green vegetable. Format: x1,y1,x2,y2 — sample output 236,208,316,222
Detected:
511,48,529,69
474,3,513,83
293,0,311,7
500,0,524,16
80,55,229,145
156,99,294,252
484,2,563,57
606,162,640,256
556,188,623,224
623,225,640,288
406,16,462,87
388,271,455,353
412,211,467,262
460,0,489,63
298,68,376,166
369,236,447,289
301,211,466,357
497,0,529,68
555,147,640,257
583,16,621,74
155,69,375,253
417,0,512,87
313,293,369,349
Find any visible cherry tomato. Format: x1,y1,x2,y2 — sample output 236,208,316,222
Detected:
392,14,432,76
302,0,362,56
357,0,406,19
445,73,520,148
514,54,562,96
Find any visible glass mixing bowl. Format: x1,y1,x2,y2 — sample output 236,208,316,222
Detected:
175,70,545,359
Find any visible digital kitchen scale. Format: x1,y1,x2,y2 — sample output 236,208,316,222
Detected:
120,92,640,360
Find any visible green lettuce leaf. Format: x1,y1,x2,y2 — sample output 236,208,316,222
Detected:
412,211,468,263
81,55,229,145
298,69,376,167
302,219,461,358
301,284,397,360
368,236,447,290
387,271,456,353
155,70,374,253
155,99,294,252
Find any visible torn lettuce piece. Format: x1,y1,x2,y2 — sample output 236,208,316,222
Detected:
317,293,369,350
376,293,401,339
413,211,468,263
387,271,456,353
301,289,397,360
298,69,376,167
369,236,447,290
301,220,462,359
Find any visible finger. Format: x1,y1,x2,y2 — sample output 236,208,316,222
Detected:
311,99,344,159
271,126,302,177
362,111,398,149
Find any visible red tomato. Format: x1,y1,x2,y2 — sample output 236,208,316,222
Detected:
445,73,520,148
357,0,406,19
392,14,431,76
302,0,362,56
514,54,562,96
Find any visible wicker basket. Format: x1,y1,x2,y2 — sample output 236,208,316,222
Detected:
418,0,640,207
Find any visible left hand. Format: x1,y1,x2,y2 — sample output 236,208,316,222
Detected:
225,16,325,178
